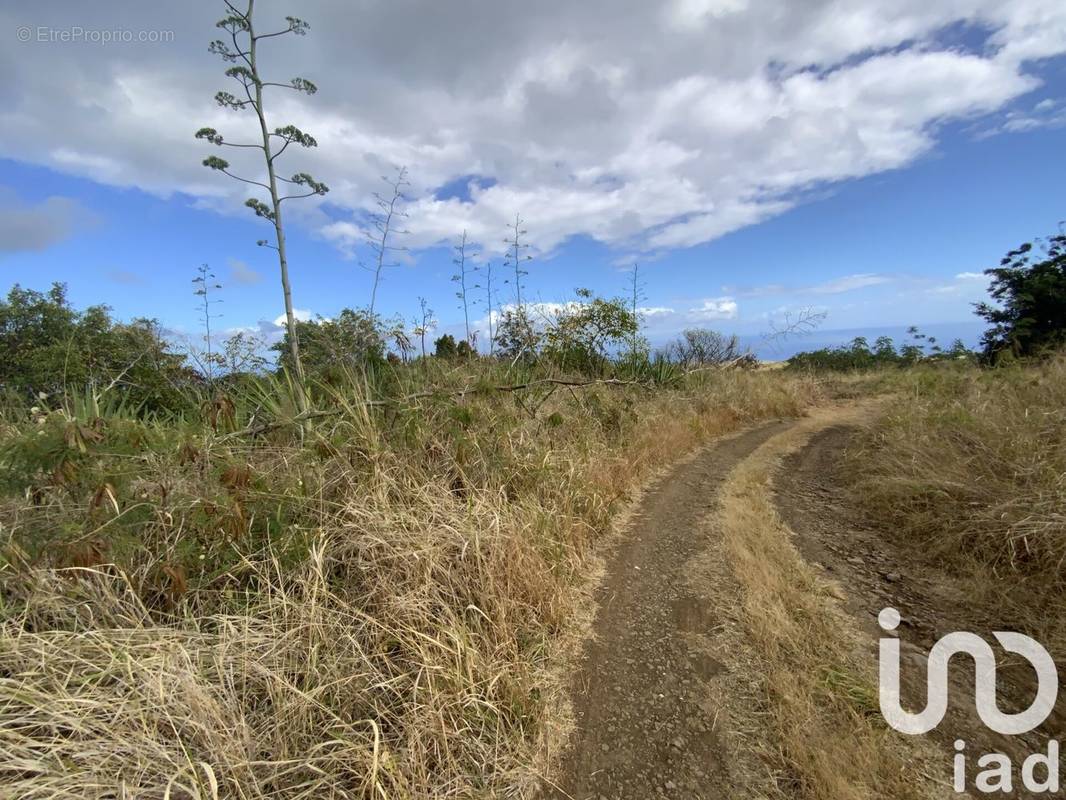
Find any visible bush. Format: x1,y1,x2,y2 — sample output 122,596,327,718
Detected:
787,332,972,372
661,328,741,368
273,307,408,379
433,333,457,359
541,289,640,375
0,282,193,412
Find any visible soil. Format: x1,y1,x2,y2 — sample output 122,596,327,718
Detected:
541,420,790,800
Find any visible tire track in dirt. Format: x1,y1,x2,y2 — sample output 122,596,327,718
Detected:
774,425,1056,799
542,420,791,800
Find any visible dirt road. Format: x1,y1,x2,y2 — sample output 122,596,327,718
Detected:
542,405,957,800
543,402,1058,799
542,420,791,799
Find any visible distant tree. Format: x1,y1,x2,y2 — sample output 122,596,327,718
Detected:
433,333,457,359
899,343,923,364
474,261,503,357
191,264,223,382
452,230,476,346
542,289,640,374
899,326,926,363
213,331,268,375
873,336,897,361
976,229,1066,359
624,263,650,362
456,339,474,360
273,308,405,378
664,328,741,368
946,338,972,360
627,264,645,320
412,297,436,360
494,307,540,363
365,167,410,317
195,0,328,406
503,213,532,311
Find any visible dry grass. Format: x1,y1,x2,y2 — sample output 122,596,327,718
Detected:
852,354,1066,581
849,353,1066,706
1,369,819,799
715,404,941,800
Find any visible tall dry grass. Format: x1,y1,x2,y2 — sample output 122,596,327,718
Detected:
852,354,1066,593
1,368,818,799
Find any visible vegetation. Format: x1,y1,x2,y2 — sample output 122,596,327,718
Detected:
853,354,1066,594
0,339,817,797
661,327,744,368
976,228,1066,359
196,0,329,397
0,283,192,413
786,331,972,371
365,167,410,317
2,3,1062,789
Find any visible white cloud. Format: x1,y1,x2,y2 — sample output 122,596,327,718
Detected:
0,1,1062,260
689,297,739,320
273,308,314,327
979,97,1066,136
925,271,991,295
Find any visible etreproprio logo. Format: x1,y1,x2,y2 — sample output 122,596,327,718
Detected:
878,607,1060,794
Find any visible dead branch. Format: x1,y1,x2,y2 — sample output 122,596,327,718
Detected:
223,377,644,438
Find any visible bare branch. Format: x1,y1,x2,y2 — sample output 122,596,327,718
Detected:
761,307,828,349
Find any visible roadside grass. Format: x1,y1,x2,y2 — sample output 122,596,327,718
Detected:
0,362,819,799
716,405,941,800
850,353,1066,639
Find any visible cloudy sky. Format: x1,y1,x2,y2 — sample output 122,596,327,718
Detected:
1,0,1064,352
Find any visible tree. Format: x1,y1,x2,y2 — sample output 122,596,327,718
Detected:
191,264,223,382
946,338,972,360
873,336,897,361
273,308,405,378
503,213,532,310
452,230,475,346
474,261,502,356
433,333,457,359
195,0,328,408
623,263,650,362
412,297,436,360
493,307,540,363
213,331,268,375
664,328,741,368
976,229,1066,359
542,289,640,374
366,167,410,317
0,283,190,411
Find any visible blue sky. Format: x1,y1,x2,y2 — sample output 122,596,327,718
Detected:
1,1,1064,357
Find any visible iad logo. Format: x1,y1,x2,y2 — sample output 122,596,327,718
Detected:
878,607,1058,735
878,607,1061,794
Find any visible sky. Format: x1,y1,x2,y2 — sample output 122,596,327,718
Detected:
1,0,1064,357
